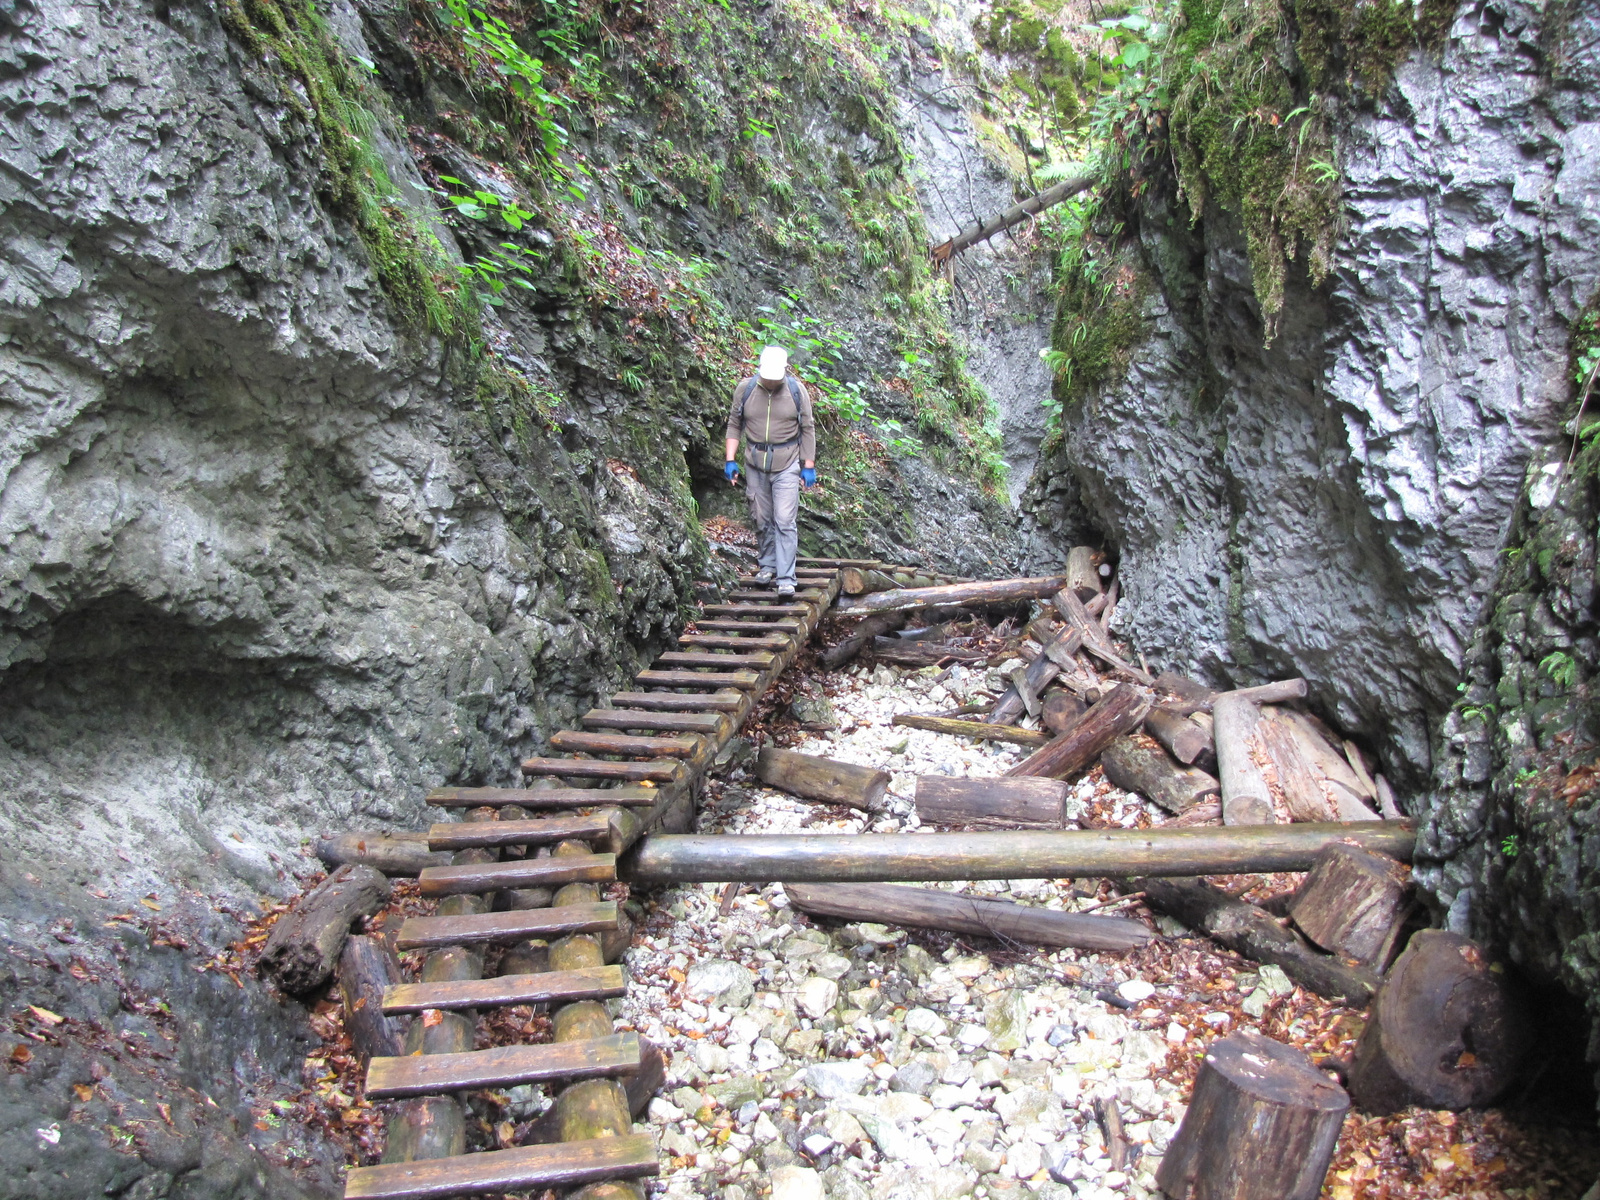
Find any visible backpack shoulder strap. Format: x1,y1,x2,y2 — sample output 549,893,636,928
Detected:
786,375,809,418
736,376,760,422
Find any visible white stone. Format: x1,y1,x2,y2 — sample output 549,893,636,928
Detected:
956,1023,991,1049
686,959,754,1006
805,1060,873,1098
1165,1022,1187,1044
1009,1141,1043,1178
1116,979,1156,1004
770,1165,827,1200
802,1133,835,1157
692,1040,729,1073
905,1007,948,1038
812,952,854,980
1258,964,1294,996
797,977,840,1019
647,1097,684,1124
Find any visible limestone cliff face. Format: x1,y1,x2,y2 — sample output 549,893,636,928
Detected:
1020,0,1600,788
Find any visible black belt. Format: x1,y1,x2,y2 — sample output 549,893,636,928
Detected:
750,436,799,452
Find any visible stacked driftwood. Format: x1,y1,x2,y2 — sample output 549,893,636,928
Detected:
802,553,1529,1197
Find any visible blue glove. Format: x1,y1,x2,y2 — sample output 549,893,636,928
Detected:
724,460,740,482
801,467,817,488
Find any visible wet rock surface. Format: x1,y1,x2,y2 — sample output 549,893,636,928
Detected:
1020,0,1600,790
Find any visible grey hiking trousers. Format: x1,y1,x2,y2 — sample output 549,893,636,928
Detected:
745,460,800,588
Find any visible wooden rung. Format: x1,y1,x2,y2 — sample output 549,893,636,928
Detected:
396,901,619,950
366,1032,642,1098
382,964,628,1014
654,650,776,669
419,853,618,898
427,813,611,849
343,1133,658,1200
700,603,810,616
548,729,703,759
581,708,730,735
426,786,657,808
635,669,760,690
798,556,878,566
608,690,748,712
676,633,789,649
726,589,822,601
693,619,801,632
520,756,686,782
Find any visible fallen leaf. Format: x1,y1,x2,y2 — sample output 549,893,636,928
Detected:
73,1083,94,1102
28,1006,65,1026
422,1009,444,1027
139,899,161,912
157,1103,173,1125
9,1045,33,1065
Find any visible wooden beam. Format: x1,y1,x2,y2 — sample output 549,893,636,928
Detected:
930,175,1096,264
383,965,628,1014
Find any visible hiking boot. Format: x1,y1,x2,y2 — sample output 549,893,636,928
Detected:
777,584,796,599
753,568,776,585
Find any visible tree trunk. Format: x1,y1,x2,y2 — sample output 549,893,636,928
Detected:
988,627,1076,725
1136,876,1380,1004
1212,693,1275,826
316,833,453,876
1287,843,1411,967
1154,671,1215,715
1050,590,1154,684
914,775,1067,828
1042,690,1086,736
1064,546,1102,600
1155,1030,1349,1200
820,611,908,669
1100,734,1220,815
624,822,1416,885
872,638,986,667
929,175,1096,262
339,935,407,1059
259,864,391,994
891,714,1050,748
1255,712,1335,822
1145,707,1212,766
1006,683,1151,779
840,567,903,595
1271,709,1382,821
837,575,1070,615
785,882,1151,951
755,747,890,810
1347,930,1527,1114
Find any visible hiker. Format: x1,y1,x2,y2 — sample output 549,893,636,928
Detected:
724,346,816,597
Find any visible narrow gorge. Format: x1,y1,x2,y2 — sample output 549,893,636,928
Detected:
1,0,1597,1196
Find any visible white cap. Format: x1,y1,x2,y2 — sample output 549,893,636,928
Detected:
758,346,788,382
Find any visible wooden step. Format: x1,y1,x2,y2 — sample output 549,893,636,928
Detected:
676,633,789,650
548,729,704,759
635,669,760,690
427,785,657,808
799,556,878,566
396,901,619,950
520,756,686,783
344,1133,658,1200
694,618,801,633
419,853,617,898
427,812,611,849
700,603,810,616
366,1031,642,1098
608,690,748,712
654,650,775,669
382,964,627,1014
726,589,822,601
581,708,731,736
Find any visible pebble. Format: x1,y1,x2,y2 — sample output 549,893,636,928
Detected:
620,663,1195,1200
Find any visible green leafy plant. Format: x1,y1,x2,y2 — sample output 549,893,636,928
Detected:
1500,834,1520,858
1540,650,1578,689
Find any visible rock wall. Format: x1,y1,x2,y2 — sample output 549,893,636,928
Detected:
0,0,1024,1192
1020,0,1600,789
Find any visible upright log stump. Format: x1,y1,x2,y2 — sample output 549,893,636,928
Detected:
1288,843,1410,967
1156,1030,1348,1200
1348,930,1526,1113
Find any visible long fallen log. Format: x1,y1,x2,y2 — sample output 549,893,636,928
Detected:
914,775,1067,828
820,610,908,669
623,821,1416,885
1007,683,1151,779
756,747,890,810
316,832,453,876
837,575,1070,615
892,713,1050,748
1213,692,1275,825
260,864,391,994
929,174,1096,263
786,881,1151,951
1101,734,1220,815
990,626,1079,725
1136,876,1380,1004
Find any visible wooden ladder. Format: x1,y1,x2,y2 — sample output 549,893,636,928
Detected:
343,570,842,1199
